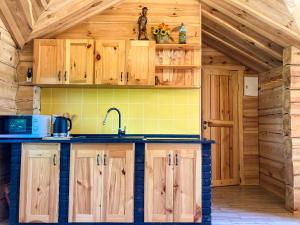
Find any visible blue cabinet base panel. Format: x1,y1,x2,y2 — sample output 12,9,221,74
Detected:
8,142,212,225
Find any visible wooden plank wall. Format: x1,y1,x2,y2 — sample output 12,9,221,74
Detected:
203,44,259,185
0,17,18,221
258,67,285,199
283,46,300,212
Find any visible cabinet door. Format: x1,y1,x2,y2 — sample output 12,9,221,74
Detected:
173,146,202,223
68,145,103,222
33,39,64,84
102,144,134,222
95,40,126,85
145,145,174,222
126,40,155,86
19,143,60,223
65,39,94,84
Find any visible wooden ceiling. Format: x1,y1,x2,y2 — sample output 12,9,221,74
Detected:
1,0,300,72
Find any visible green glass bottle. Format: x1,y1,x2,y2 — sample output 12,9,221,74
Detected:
179,23,186,44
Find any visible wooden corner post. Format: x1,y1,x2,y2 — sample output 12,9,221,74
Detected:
283,46,300,213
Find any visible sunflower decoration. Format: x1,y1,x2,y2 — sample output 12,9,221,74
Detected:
152,23,171,36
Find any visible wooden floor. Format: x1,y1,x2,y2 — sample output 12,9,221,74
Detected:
1,186,300,225
213,186,300,225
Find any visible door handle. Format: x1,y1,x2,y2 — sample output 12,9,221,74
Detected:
121,72,123,82
58,71,61,81
126,72,129,82
103,154,107,166
97,154,101,166
64,71,67,81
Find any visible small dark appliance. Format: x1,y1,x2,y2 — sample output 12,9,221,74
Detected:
52,116,72,137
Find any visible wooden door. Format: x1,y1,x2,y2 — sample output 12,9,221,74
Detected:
102,144,134,222
33,39,64,84
174,147,201,223
19,143,60,223
65,39,94,84
126,40,155,86
95,40,126,85
145,145,174,222
68,145,103,222
202,68,240,186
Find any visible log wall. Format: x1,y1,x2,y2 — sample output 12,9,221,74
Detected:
283,46,300,212
258,67,285,199
0,18,18,221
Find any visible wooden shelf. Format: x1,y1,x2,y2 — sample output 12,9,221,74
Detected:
156,65,201,69
155,43,201,50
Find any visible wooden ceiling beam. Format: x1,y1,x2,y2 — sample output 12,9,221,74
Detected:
0,0,26,48
202,29,273,72
29,0,124,41
221,0,300,47
20,0,35,29
202,8,282,61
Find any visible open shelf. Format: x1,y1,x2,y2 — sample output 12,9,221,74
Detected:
155,43,201,50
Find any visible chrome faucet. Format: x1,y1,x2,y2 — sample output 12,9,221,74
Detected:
102,108,126,137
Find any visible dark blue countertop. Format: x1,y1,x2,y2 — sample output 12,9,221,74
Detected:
0,134,214,144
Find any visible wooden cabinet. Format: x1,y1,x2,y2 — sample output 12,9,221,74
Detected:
33,39,64,84
95,40,126,85
126,40,155,86
33,39,94,85
65,39,94,84
145,144,201,223
68,144,134,223
19,143,60,223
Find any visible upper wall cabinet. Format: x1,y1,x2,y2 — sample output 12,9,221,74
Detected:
33,39,64,84
95,40,126,85
126,40,155,86
65,39,94,84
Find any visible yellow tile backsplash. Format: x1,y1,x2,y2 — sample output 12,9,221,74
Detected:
41,88,200,134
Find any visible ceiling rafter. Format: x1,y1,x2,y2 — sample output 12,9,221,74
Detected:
202,29,272,72
221,0,300,48
28,0,124,41
20,0,35,29
202,8,282,61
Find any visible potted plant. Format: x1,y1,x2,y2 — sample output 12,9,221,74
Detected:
152,23,172,44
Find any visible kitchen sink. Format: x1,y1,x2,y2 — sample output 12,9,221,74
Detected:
72,135,145,140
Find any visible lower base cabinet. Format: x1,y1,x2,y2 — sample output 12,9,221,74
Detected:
144,143,202,223
19,143,60,223
68,143,135,223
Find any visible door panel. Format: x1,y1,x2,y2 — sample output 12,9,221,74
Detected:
68,147,102,222
33,39,64,84
19,144,60,223
145,148,174,222
126,40,155,86
95,40,126,85
65,40,94,84
203,68,240,186
103,144,134,222
174,148,201,223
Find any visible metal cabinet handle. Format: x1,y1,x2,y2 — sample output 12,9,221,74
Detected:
126,72,129,82
103,154,107,166
58,71,61,81
97,154,101,166
84,73,87,79
175,154,179,166
121,72,123,82
168,154,172,166
64,71,67,81
53,154,57,166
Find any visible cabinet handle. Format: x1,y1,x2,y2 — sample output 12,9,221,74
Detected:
121,72,123,82
53,154,57,166
96,54,101,61
64,71,67,81
84,73,87,79
126,72,129,82
58,71,61,81
97,154,101,166
175,154,179,166
103,154,107,166
168,154,172,166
